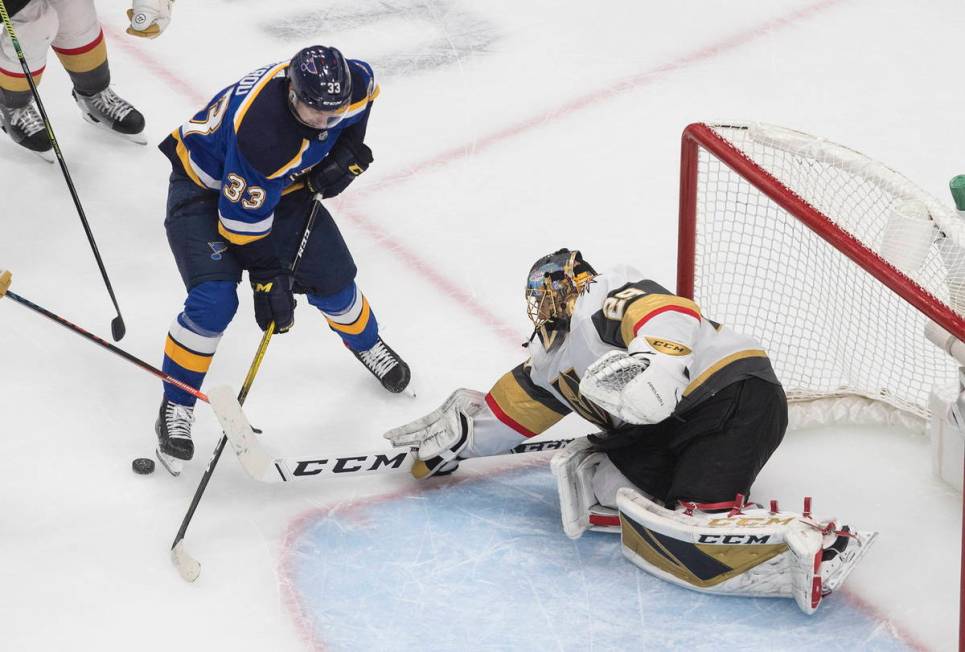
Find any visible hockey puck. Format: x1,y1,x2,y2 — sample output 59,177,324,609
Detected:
132,457,156,475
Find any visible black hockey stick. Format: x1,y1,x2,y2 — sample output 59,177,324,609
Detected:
170,194,325,582
0,0,126,341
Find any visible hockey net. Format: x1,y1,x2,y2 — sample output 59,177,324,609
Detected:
677,123,965,433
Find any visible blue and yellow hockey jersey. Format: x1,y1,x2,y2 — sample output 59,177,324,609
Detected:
159,58,379,246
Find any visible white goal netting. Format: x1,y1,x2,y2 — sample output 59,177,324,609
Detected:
685,123,965,432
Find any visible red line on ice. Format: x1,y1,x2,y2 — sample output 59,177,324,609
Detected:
102,26,210,107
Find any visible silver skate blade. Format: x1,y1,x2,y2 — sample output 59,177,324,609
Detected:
32,149,55,164
155,446,183,477
823,529,879,593
122,131,148,146
79,113,148,145
171,541,201,582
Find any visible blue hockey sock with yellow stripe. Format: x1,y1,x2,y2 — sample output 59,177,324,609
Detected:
162,281,239,406
308,282,379,351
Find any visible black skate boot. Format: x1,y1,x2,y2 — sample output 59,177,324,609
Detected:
72,87,146,144
352,337,411,393
155,398,195,476
0,101,53,161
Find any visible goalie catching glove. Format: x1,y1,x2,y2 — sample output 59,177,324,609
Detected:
383,389,485,479
579,342,690,425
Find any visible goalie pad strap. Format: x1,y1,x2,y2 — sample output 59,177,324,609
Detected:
589,512,620,527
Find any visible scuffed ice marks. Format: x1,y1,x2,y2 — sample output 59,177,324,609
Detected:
262,0,499,76
281,468,912,651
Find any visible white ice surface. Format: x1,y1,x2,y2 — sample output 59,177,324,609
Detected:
1,0,963,650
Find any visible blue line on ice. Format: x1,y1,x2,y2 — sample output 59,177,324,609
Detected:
285,467,909,651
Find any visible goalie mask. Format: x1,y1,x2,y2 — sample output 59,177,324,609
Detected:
525,249,597,331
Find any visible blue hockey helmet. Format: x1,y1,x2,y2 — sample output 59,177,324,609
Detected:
525,249,597,328
288,46,353,129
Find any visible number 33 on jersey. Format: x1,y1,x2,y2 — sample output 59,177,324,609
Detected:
159,56,379,245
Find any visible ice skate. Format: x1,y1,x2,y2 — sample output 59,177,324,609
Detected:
155,398,195,476
819,526,878,594
352,337,411,393
72,87,147,144
0,101,54,162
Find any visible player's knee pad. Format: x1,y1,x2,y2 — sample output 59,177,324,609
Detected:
184,280,239,333
307,282,356,313
551,438,626,539
308,282,378,351
616,488,878,614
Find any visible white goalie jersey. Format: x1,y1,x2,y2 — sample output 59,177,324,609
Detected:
462,265,781,458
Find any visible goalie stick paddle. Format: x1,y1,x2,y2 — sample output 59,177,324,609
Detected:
169,195,325,583
0,0,127,341
208,385,575,483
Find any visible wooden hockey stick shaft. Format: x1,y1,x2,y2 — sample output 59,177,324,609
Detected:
170,194,324,581
0,0,127,341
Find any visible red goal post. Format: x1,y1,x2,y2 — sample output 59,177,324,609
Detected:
676,121,965,645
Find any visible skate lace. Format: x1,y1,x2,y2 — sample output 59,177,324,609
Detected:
165,402,195,439
358,341,397,378
11,105,45,137
87,88,134,121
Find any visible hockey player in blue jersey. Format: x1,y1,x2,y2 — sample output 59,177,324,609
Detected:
154,45,410,472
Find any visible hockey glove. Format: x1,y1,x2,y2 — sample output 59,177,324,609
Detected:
126,0,174,39
250,272,296,333
307,141,373,199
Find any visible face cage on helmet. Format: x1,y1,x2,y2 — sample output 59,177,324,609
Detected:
289,89,350,130
526,277,572,329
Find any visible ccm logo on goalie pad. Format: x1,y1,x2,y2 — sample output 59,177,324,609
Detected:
696,534,773,545
706,516,796,527
292,452,410,476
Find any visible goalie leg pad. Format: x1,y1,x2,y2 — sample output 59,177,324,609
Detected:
551,437,619,538
616,488,877,614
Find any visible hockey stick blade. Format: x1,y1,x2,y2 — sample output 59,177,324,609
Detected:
171,540,201,582
206,385,275,481
111,315,126,341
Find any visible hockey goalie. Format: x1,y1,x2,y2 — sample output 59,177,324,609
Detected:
385,249,876,614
